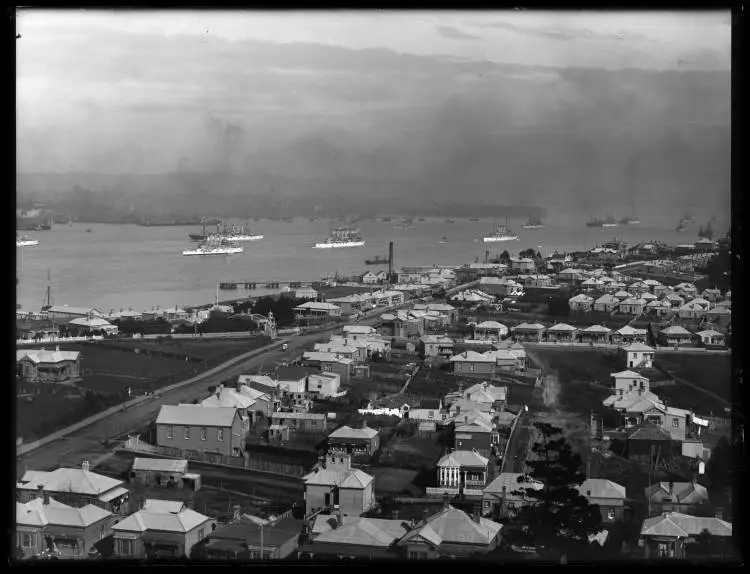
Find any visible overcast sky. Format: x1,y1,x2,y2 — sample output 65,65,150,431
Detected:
16,8,731,215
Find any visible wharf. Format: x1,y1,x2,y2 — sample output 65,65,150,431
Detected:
218,280,317,291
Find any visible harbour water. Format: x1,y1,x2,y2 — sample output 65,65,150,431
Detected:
15,216,722,313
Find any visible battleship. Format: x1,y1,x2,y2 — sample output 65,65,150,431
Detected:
183,236,243,256
313,225,365,249
190,222,263,242
522,216,545,229
483,219,519,242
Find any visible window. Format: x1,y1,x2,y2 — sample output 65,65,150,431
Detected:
672,418,679,427
468,363,475,372
409,550,428,560
167,425,173,439
262,551,272,560
116,539,134,556
198,528,204,540
184,427,191,440
22,533,32,547
217,428,224,441
201,427,207,441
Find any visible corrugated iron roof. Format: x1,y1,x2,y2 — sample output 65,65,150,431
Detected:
156,405,238,427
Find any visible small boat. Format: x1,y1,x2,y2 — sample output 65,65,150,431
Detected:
417,217,426,222
365,256,390,265
445,218,455,223
439,237,448,244
676,218,688,232
586,217,604,228
522,216,545,229
85,228,93,233
380,216,392,222
469,218,480,222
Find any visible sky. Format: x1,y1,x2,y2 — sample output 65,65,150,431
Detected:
15,9,731,214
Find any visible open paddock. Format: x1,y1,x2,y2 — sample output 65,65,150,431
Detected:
366,467,421,495
101,338,265,362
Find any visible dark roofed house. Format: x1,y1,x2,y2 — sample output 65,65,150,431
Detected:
327,424,380,456
639,512,733,559
202,514,305,560
627,423,674,465
645,481,711,515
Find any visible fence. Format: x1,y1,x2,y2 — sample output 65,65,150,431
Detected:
16,340,285,457
16,335,104,346
138,332,264,340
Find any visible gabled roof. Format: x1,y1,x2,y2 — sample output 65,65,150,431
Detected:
18,467,123,496
578,478,626,500
437,450,489,468
475,320,508,330
449,350,495,363
514,322,546,331
329,425,379,440
615,325,648,335
613,290,631,298
620,298,645,306
595,294,619,304
113,500,211,533
201,388,256,409
313,517,408,547
570,294,595,302
16,349,80,364
695,329,725,337
342,325,376,334
611,370,648,379
660,325,693,335
645,482,709,504
628,424,672,441
641,512,731,538
620,342,655,352
17,497,113,528
450,398,492,413
303,467,374,489
68,317,115,327
156,405,238,427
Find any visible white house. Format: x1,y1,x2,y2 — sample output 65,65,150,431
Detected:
618,342,655,369
593,294,619,313
568,294,594,312
294,302,342,318
361,271,379,285
295,286,319,300
509,257,535,272
473,321,509,342
307,372,341,398
610,370,650,394
618,298,646,316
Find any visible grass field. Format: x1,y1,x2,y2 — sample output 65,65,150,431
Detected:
653,353,732,414
105,339,266,362
16,388,87,441
366,467,421,495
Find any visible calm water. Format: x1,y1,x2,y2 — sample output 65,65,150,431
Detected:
16,216,722,313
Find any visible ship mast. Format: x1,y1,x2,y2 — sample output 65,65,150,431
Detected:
41,269,53,311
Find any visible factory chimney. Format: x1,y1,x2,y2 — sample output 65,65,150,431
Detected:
388,242,394,278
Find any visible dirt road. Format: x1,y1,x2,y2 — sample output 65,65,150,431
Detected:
16,321,373,475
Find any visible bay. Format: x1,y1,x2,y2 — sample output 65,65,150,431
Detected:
15,216,722,314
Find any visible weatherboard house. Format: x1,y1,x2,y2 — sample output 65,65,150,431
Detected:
16,348,81,382
156,405,244,459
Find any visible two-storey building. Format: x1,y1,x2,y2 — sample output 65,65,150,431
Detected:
156,405,244,458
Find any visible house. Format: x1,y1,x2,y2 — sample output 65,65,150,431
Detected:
299,515,408,560
641,403,690,441
397,503,503,559
512,322,546,342
67,317,119,335
640,292,658,303
302,453,375,516
111,499,214,559
484,348,524,371
447,398,493,418
678,301,708,320
645,299,672,317
521,274,555,288
674,282,698,299
275,366,313,394
45,305,104,320
412,303,458,323
462,381,508,410
703,306,731,327
294,286,318,300
294,301,342,318
361,271,379,285
658,325,694,347
663,293,685,308
613,289,631,301
639,512,732,559
407,398,443,422
627,423,674,464
16,493,116,560
200,384,253,430
610,370,650,394
509,257,535,271
618,298,646,316
644,481,710,516
577,478,627,522
593,294,619,313
327,295,366,316
307,372,341,398
419,335,454,359
694,329,726,347
611,325,648,345
16,348,81,382
492,340,527,361
579,277,604,293
472,320,508,342
434,450,490,496
235,384,276,418
579,324,612,344
129,458,199,491
156,405,244,458
546,323,578,342
618,342,655,369
568,293,594,312
448,350,496,376
482,473,543,519
453,418,499,459
627,281,649,296
270,412,326,434
202,514,305,560
16,462,130,514
327,424,380,456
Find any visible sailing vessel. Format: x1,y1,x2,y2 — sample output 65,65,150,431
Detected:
313,224,365,249
620,157,642,225
16,234,39,247
445,218,455,223
602,215,618,228
522,216,545,229
395,217,414,230
183,236,243,256
586,217,605,228
365,255,389,265
380,216,392,222
439,236,448,244
683,213,694,223
483,218,519,242
676,218,688,232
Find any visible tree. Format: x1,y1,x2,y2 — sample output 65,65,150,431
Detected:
706,436,732,491
499,250,511,264
508,422,604,561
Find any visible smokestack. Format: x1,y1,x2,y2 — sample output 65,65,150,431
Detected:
43,489,50,506
391,510,399,520
473,507,481,523
388,242,394,277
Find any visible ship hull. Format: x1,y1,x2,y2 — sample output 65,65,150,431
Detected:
483,236,519,242
16,240,39,247
602,223,619,228
182,246,243,256
313,241,366,249
522,225,545,229
365,260,389,265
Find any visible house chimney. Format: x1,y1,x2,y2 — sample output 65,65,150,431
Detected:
391,510,399,520
336,508,343,527
442,493,450,511
82,460,90,472
668,481,674,494
715,508,724,520
37,484,44,499
472,506,481,523
233,505,241,521
43,490,50,506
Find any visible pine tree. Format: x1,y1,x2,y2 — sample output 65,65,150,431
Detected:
509,422,604,561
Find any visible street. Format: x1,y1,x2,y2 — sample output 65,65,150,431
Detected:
16,317,380,476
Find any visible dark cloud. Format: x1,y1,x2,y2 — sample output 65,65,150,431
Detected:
436,25,481,41
472,20,624,42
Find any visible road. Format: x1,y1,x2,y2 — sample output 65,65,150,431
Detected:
16,318,379,476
